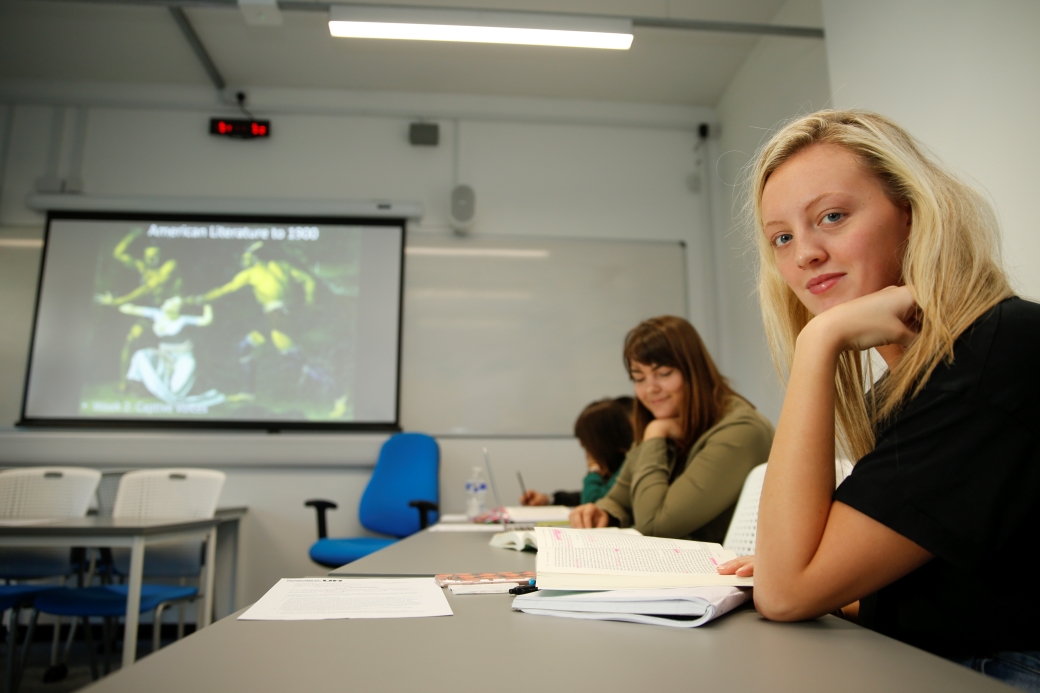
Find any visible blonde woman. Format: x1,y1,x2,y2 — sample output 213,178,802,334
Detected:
717,110,1040,690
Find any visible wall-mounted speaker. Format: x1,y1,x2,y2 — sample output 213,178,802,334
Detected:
450,185,476,233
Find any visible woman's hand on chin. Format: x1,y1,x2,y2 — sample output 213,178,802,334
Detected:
717,555,755,577
807,285,919,354
643,417,683,441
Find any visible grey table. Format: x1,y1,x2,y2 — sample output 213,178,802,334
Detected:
0,516,219,668
212,506,246,619
78,529,1012,693
330,528,536,576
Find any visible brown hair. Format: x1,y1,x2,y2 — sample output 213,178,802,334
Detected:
573,396,635,475
747,110,1011,461
623,316,741,457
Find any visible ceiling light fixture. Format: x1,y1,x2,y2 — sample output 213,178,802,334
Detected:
328,5,634,50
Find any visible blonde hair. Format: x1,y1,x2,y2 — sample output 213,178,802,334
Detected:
748,110,1012,461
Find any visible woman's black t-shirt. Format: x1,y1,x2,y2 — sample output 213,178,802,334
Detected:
833,296,1040,657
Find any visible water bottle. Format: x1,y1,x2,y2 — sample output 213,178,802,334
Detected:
465,466,488,520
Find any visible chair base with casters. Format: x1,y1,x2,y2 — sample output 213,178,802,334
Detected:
27,584,198,681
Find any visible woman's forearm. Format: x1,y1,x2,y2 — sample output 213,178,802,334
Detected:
754,319,844,609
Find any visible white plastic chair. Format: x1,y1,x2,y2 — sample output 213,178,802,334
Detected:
112,469,225,521
722,463,767,557
0,467,101,687
723,459,858,557
111,468,225,574
113,469,225,650
27,468,226,675
0,467,100,521
0,468,101,578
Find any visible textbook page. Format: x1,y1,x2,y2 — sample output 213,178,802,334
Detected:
535,527,752,589
238,577,452,620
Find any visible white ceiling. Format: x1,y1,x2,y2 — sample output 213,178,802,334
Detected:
0,0,819,105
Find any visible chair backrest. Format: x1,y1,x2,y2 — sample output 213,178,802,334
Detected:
97,469,135,517
0,467,101,519
722,463,767,556
112,469,226,520
359,433,439,538
722,459,858,556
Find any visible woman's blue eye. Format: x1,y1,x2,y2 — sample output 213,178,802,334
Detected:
773,233,793,248
823,212,843,223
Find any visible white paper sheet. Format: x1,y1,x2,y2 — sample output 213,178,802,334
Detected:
428,523,513,532
503,506,572,523
238,578,453,620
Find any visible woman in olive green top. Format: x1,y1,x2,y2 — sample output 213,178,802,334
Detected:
570,316,774,543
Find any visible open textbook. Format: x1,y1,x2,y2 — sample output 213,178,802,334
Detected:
512,585,748,628
534,526,753,590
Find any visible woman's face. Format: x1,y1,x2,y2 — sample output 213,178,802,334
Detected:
630,361,685,420
761,143,911,315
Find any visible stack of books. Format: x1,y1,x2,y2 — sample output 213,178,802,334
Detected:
510,527,752,628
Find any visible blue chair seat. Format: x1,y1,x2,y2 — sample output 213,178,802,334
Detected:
33,584,198,618
308,537,396,568
0,585,61,612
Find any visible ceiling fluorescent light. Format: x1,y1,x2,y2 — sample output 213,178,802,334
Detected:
328,5,633,50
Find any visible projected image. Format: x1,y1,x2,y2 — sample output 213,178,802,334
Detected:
81,222,361,421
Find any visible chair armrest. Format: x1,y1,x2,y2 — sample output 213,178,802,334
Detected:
408,500,439,530
304,499,338,539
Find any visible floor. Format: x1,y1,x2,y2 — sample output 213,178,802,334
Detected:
8,627,190,692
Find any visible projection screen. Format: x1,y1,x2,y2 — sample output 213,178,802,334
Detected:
21,213,404,430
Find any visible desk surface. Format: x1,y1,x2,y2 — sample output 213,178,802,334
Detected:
0,516,218,538
80,530,1012,693
330,529,535,576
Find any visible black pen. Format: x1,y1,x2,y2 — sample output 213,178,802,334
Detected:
517,471,527,497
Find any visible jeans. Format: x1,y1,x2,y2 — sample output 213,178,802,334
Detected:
953,651,1040,692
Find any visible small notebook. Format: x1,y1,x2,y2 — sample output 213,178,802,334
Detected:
512,586,749,628
434,571,536,587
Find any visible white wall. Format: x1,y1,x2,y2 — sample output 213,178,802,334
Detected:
822,0,1040,299
0,82,713,605
709,0,832,423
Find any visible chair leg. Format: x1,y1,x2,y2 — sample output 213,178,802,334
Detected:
81,618,99,681
152,605,167,654
12,609,39,693
4,605,21,693
177,578,186,640
48,616,61,667
43,618,77,683
102,618,113,675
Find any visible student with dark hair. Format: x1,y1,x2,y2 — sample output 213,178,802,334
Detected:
570,316,774,542
520,396,634,507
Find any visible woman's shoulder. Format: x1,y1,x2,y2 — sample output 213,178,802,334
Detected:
705,396,775,440
974,296,1040,399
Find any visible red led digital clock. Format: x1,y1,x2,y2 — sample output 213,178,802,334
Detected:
209,118,271,139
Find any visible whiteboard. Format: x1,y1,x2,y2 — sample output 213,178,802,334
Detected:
399,234,687,435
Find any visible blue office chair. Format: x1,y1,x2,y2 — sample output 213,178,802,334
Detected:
305,432,439,568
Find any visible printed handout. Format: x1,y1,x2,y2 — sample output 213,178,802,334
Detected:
238,577,453,620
